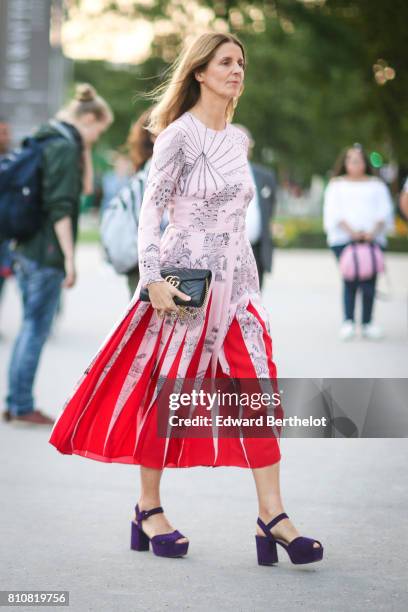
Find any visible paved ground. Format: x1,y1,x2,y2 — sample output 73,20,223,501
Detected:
0,245,407,612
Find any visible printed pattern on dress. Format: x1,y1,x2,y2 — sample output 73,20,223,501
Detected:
138,126,187,287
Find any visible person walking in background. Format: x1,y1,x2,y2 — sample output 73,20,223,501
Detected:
323,143,394,341
101,108,169,297
3,84,113,425
234,124,276,289
100,152,133,214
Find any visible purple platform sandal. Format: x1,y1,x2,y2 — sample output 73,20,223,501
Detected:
130,504,189,558
255,512,323,565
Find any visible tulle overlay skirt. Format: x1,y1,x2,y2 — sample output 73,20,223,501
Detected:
49,289,282,469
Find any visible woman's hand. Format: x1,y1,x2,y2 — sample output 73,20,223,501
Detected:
351,230,367,241
63,256,77,288
361,231,374,242
147,280,191,318
361,222,384,243
339,220,363,241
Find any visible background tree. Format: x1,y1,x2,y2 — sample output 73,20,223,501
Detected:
68,0,408,186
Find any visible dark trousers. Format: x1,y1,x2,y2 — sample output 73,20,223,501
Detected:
251,240,265,290
331,244,378,324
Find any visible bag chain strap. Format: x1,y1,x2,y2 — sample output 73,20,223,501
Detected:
167,277,210,321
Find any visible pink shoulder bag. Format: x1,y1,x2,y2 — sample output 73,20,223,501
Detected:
339,242,385,281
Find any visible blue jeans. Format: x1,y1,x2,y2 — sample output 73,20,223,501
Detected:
331,243,380,325
6,253,64,415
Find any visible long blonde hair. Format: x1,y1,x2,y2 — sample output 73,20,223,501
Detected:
144,32,246,136
56,83,114,125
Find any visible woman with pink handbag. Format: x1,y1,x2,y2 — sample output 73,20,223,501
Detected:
323,143,394,340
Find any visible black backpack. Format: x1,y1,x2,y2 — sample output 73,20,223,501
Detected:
0,121,71,241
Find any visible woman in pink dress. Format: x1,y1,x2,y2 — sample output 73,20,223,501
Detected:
49,32,323,565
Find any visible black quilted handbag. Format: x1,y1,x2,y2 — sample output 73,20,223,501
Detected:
139,267,212,308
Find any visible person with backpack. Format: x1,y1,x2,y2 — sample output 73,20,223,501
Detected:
2,83,113,425
323,143,394,341
100,108,169,297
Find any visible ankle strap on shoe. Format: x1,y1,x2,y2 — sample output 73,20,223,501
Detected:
135,504,164,522
257,512,288,537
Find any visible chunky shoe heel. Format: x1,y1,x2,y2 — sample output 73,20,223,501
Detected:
255,534,278,565
130,521,150,551
130,504,189,558
256,512,323,566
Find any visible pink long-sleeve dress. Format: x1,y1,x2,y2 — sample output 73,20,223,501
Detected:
49,111,282,468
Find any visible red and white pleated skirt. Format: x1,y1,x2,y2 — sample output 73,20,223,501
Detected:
49,296,282,469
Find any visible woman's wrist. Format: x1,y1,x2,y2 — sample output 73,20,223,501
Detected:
141,277,165,291
146,280,166,289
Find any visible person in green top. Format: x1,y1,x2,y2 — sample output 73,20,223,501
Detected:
4,83,113,425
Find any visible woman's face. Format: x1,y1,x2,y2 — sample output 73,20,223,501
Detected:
77,112,110,145
344,148,367,178
196,41,245,100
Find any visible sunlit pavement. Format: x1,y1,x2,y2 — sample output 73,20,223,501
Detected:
0,244,407,611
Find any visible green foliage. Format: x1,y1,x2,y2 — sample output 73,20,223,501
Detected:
69,0,408,185
272,217,408,252
72,56,167,150
235,16,376,184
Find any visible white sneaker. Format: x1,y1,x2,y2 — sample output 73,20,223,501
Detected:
361,323,384,340
339,320,356,341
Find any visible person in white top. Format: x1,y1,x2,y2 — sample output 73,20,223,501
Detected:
323,143,394,341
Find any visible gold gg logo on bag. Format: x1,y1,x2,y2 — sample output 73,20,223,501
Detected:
165,275,181,288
